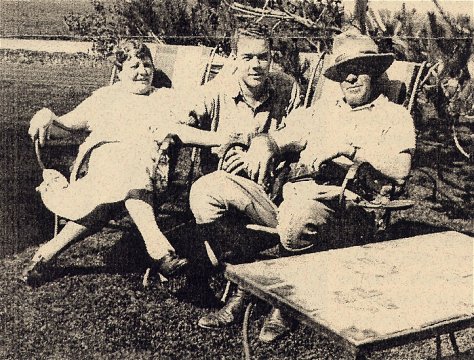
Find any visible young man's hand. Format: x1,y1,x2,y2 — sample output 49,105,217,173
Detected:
246,135,279,187
220,145,249,175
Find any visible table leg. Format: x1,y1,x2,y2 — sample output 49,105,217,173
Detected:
435,334,442,360
221,280,232,304
243,302,256,360
448,332,460,355
354,350,368,360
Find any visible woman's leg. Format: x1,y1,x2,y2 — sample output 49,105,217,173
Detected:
32,221,91,262
124,198,174,261
21,221,93,285
31,201,119,264
124,197,188,277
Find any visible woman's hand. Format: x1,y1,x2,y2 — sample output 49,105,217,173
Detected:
28,108,55,146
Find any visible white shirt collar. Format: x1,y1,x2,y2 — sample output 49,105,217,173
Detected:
336,94,388,112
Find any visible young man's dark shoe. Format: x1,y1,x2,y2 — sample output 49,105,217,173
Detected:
198,287,248,329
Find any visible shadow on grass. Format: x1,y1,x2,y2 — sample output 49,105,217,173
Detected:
37,264,143,285
438,349,474,360
385,220,453,240
431,198,474,220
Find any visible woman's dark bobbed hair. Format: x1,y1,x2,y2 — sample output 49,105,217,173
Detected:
114,40,153,70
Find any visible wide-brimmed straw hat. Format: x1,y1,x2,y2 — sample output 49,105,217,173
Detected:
324,29,395,82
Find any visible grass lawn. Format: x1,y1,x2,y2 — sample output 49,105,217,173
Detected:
0,0,93,37
0,56,473,359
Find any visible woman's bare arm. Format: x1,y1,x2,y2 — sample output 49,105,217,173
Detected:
29,96,93,145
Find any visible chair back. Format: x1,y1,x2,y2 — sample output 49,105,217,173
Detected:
151,44,217,188
151,44,216,90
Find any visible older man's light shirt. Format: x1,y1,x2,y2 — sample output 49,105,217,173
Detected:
280,94,416,201
286,94,416,168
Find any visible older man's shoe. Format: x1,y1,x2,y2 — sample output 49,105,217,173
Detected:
198,288,248,329
155,252,189,278
259,308,295,343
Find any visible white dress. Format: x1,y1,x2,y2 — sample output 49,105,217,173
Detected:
38,83,192,221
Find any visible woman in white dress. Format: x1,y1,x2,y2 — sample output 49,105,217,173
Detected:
22,40,221,285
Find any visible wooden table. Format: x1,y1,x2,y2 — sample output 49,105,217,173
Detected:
225,231,474,359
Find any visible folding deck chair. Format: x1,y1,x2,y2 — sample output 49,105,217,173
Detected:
311,55,426,228
33,44,221,283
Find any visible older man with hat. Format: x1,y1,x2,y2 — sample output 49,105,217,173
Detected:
227,28,417,342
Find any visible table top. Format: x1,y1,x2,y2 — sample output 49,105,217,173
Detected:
226,231,473,351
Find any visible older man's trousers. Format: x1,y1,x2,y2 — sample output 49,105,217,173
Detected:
189,170,375,252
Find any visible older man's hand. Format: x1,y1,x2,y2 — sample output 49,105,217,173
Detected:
304,141,356,172
28,108,55,146
246,134,279,186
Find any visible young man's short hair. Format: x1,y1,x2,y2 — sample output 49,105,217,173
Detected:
230,25,273,55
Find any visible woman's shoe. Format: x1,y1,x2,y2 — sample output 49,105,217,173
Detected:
20,257,47,286
155,252,189,278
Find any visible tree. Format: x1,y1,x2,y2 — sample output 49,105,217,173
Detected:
64,0,472,88
64,0,346,84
